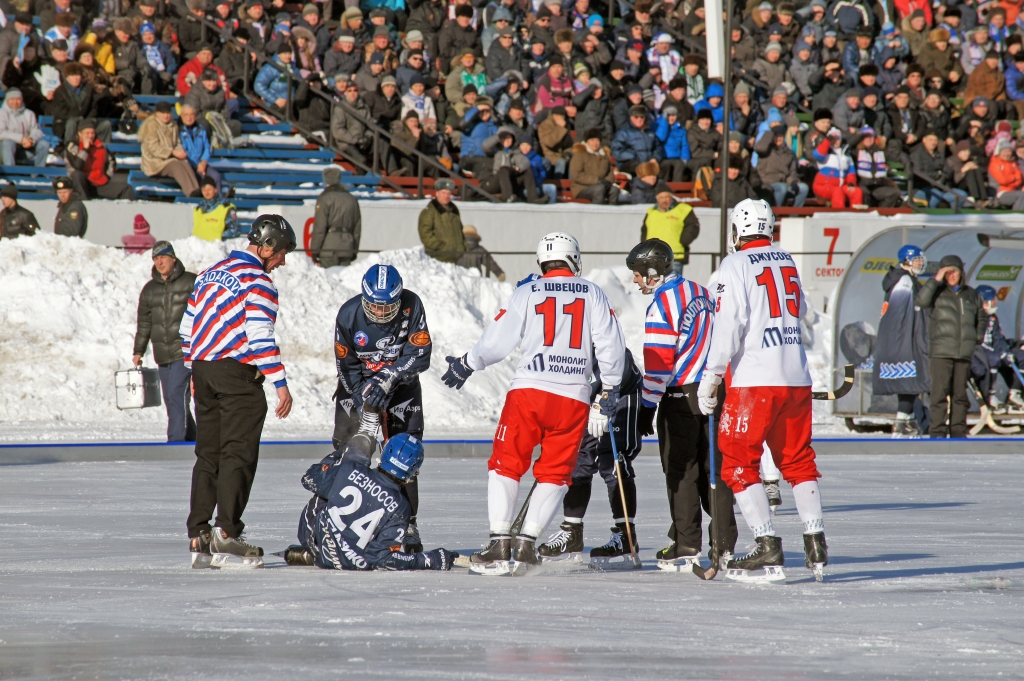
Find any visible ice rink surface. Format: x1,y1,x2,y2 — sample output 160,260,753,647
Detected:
1,454,1022,680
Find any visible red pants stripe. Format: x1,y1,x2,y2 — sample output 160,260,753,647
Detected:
489,388,590,485
718,385,820,494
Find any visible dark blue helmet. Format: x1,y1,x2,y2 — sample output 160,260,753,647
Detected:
361,264,403,323
977,285,997,301
378,433,424,483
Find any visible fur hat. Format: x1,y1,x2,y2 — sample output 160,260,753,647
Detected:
635,160,660,178
928,28,950,43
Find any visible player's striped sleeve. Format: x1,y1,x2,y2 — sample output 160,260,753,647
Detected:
641,289,678,407
243,277,287,387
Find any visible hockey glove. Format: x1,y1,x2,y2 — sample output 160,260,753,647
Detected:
697,372,722,416
422,548,459,570
362,366,399,409
588,387,620,439
442,354,474,389
638,404,656,437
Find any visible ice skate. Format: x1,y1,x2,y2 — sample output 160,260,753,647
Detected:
989,395,1008,415
803,532,828,582
469,535,513,576
404,522,423,553
511,535,540,576
189,530,212,569
538,521,583,563
891,417,920,438
725,535,786,583
709,545,734,572
656,541,701,572
209,528,264,569
763,479,782,514
1007,389,1024,412
590,523,640,570
272,544,314,566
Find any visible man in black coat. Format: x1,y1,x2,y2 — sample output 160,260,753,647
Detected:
53,176,87,237
45,62,111,144
0,184,40,239
914,254,987,438
133,241,199,442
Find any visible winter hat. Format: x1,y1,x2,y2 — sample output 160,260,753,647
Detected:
277,42,293,55
757,1,773,11
861,86,880,100
14,11,32,25
627,84,644,96
1,183,18,199
154,101,172,114
728,131,744,143
410,73,425,87
973,96,991,108
369,51,385,64
342,6,363,21
373,25,391,39
201,68,219,82
845,87,863,99
381,75,397,87
938,254,964,271
662,104,678,115
140,22,156,35
322,165,344,185
824,28,837,38
654,181,673,196
996,138,1014,155
53,176,73,191
655,33,673,44
909,9,925,19
435,178,456,191
405,29,424,44
859,125,875,137
336,29,355,43
462,224,480,239
772,85,788,97
777,2,795,16
455,3,474,18
765,41,782,54
610,60,627,72
151,241,175,258
826,126,842,139
734,80,751,97
955,139,972,153
587,15,604,27
590,78,603,89
629,104,648,117
928,28,950,43
813,107,832,121
134,214,151,234
78,118,97,131
768,23,783,36
696,108,713,121
3,88,23,104
302,3,319,16
462,84,478,96
882,21,896,36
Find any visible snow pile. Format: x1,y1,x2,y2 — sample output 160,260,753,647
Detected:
0,235,517,441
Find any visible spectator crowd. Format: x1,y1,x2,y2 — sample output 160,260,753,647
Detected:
9,0,1024,208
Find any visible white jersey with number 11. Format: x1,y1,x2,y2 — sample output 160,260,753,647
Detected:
465,272,626,404
704,243,811,388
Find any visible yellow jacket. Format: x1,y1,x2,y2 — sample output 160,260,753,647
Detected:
193,202,233,241
643,202,696,261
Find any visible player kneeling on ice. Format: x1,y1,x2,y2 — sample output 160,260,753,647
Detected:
698,199,828,583
331,264,432,552
442,232,627,576
281,434,459,571
538,348,644,568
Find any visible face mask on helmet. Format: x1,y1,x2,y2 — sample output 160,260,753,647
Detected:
361,264,403,324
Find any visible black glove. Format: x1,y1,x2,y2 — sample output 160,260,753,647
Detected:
422,548,459,570
361,366,399,409
790,181,800,194
638,404,656,437
442,354,474,389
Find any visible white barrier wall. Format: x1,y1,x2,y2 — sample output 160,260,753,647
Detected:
22,198,195,246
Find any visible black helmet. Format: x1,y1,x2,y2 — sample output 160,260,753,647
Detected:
248,214,297,254
626,239,674,276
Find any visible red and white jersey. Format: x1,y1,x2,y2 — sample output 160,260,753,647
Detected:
704,240,811,388
466,269,626,404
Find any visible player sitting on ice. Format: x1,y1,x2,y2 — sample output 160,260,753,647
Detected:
332,264,432,552
698,199,828,583
537,348,644,567
280,433,459,571
971,285,1024,413
441,232,627,576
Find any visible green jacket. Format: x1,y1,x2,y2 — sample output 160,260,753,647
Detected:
417,198,466,263
914,276,986,360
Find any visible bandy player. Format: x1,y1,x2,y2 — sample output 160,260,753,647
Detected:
697,199,828,582
442,232,626,575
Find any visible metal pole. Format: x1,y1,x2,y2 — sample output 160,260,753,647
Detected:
417,156,424,199
718,0,734,264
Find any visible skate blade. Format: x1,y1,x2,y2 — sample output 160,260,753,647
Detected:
657,557,700,573
468,560,513,576
511,560,539,576
190,553,212,569
724,565,786,584
770,506,778,516
540,552,582,564
210,553,264,569
812,563,825,582
591,555,641,570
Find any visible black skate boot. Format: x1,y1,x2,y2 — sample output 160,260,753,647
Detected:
511,535,540,575
404,520,423,554
278,544,315,566
591,523,640,569
210,527,264,569
656,540,700,572
538,521,584,562
190,530,212,569
725,535,785,583
763,479,782,514
803,532,828,582
891,417,920,438
469,535,513,575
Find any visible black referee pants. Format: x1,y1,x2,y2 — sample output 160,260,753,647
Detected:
187,360,268,539
656,383,737,554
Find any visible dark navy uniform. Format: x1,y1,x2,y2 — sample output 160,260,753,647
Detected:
333,289,432,514
563,348,644,521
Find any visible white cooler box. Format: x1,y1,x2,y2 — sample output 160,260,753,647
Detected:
115,367,163,410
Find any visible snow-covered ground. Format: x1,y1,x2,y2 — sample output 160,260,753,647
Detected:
1,454,1021,679
0,235,845,442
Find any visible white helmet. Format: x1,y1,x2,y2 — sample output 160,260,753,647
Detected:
729,198,775,248
536,232,582,276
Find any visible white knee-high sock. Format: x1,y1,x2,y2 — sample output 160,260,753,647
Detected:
734,485,775,538
792,481,824,534
760,444,781,482
488,471,519,535
521,483,568,539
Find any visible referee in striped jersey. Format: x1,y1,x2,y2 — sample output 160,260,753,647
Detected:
179,215,297,569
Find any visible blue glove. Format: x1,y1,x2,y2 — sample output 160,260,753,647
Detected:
596,386,620,418
361,366,399,409
442,354,474,389
422,548,459,570
516,273,540,287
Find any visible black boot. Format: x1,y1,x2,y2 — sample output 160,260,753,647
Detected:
803,532,828,569
282,545,315,566
727,535,784,570
656,541,699,561
538,521,584,559
512,535,540,566
591,523,638,559
470,535,511,565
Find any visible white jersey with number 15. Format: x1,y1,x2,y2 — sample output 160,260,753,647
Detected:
704,243,811,388
465,273,626,404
